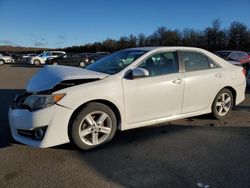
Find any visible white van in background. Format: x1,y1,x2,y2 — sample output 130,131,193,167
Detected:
30,51,65,65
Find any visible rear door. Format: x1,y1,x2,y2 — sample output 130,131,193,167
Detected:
179,51,224,114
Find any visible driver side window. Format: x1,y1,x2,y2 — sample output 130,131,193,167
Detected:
138,51,179,77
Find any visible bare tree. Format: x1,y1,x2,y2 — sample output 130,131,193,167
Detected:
228,21,248,50
61,20,250,53
137,33,146,47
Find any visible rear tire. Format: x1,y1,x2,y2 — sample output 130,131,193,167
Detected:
70,102,117,150
212,88,233,119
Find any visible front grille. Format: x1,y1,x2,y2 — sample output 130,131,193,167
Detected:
17,129,34,139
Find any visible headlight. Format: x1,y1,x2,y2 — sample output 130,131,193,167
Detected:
23,93,65,111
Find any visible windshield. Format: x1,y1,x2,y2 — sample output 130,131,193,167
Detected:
86,49,148,74
38,52,51,57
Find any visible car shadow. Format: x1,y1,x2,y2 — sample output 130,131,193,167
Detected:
246,86,250,94
53,124,189,151
0,89,25,148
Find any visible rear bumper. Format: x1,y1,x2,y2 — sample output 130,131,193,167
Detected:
235,82,246,105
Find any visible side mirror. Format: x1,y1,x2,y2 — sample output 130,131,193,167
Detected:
132,68,149,78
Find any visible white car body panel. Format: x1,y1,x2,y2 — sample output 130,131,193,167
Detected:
9,47,246,148
9,105,73,147
182,68,224,114
122,73,184,124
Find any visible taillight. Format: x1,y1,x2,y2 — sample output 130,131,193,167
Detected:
242,67,246,77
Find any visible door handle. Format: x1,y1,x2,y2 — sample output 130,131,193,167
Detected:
172,78,183,84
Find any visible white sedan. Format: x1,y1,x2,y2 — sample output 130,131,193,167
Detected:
0,53,15,64
9,47,246,150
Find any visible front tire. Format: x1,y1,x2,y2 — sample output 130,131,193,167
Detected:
212,88,233,119
70,102,117,150
0,60,5,65
33,59,41,65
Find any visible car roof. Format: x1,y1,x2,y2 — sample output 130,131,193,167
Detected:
128,46,210,52
124,47,234,61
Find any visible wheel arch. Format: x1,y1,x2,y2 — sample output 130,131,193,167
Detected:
223,86,237,105
213,86,237,107
0,59,5,63
67,99,122,139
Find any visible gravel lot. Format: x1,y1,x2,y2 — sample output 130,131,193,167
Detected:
0,64,250,188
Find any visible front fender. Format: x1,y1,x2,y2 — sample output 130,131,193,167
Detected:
56,76,126,129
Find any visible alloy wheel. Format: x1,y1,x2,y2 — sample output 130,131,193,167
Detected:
215,92,232,116
78,111,112,146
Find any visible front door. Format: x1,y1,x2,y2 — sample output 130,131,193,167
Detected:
122,51,184,124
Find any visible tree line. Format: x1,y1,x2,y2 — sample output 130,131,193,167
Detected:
62,20,250,53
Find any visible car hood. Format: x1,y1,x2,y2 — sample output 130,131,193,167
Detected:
26,65,109,93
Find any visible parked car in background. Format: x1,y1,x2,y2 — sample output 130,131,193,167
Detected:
0,53,15,64
20,53,37,63
22,53,37,59
45,53,94,67
228,60,241,66
215,50,250,77
90,52,110,62
9,53,35,64
96,51,109,57
9,47,246,150
215,50,250,63
10,54,24,63
30,51,65,65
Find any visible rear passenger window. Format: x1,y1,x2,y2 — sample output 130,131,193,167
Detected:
180,51,216,72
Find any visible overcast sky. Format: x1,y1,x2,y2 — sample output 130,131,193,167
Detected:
0,0,249,48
